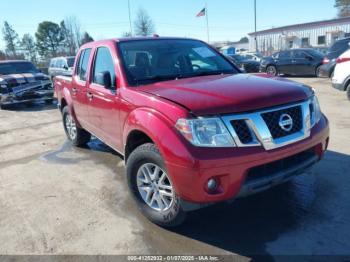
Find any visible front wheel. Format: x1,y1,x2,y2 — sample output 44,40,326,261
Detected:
266,65,278,76
347,84,350,101
126,143,186,227
62,106,91,146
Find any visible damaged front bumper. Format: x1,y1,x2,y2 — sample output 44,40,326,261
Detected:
0,80,54,106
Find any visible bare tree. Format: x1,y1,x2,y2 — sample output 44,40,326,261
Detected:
122,31,132,37
60,20,75,55
61,16,83,55
21,34,37,63
134,8,155,36
81,32,94,45
0,50,6,60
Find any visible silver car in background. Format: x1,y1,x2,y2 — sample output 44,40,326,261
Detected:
48,57,75,80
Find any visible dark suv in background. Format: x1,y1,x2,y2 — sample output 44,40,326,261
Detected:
319,37,350,78
48,56,75,80
260,49,324,77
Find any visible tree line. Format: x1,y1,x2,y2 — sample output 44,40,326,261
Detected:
1,16,94,64
335,0,350,17
0,8,156,65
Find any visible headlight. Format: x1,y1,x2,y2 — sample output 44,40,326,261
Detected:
310,95,322,127
175,118,235,147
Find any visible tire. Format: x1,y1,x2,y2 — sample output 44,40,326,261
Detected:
126,143,186,227
266,65,278,76
62,106,91,146
315,66,322,77
347,84,350,101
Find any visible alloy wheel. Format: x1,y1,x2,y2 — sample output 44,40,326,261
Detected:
65,113,77,141
266,66,277,76
136,163,174,211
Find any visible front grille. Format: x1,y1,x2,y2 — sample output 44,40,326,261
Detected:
245,148,316,182
231,120,253,144
261,106,303,139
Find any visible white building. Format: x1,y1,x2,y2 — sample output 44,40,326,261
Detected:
248,17,350,55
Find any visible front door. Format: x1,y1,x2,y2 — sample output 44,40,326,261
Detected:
277,50,293,74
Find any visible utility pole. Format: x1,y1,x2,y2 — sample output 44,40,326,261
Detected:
128,0,133,36
254,0,258,52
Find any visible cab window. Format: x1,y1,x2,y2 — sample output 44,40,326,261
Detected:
92,47,116,87
279,51,291,59
76,49,92,81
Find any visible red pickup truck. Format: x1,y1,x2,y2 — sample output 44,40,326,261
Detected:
54,37,329,227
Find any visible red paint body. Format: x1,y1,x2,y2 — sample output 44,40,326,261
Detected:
54,38,329,204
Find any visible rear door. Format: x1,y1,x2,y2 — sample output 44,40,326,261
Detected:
71,48,92,128
291,50,313,75
277,50,293,74
87,46,122,149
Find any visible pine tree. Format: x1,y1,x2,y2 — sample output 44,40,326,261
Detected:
335,0,350,17
2,21,19,57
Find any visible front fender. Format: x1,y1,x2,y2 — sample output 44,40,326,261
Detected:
123,107,195,168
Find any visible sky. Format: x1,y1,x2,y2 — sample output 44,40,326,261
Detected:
0,0,337,49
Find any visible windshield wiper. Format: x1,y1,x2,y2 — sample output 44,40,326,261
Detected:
134,71,234,86
134,74,184,86
188,70,234,77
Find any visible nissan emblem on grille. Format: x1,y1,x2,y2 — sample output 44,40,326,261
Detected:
279,114,293,132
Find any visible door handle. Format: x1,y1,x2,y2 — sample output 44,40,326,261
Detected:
87,92,93,100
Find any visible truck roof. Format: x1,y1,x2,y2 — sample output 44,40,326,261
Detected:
80,36,200,49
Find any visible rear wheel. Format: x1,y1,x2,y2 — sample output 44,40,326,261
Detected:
127,143,186,227
266,65,277,76
316,66,322,77
347,84,350,101
62,106,91,146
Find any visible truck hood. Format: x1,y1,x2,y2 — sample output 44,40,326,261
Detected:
138,74,313,115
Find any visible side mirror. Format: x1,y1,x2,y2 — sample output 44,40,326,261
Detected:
63,65,68,70
95,71,113,89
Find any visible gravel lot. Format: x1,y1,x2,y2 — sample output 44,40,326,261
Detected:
0,77,349,259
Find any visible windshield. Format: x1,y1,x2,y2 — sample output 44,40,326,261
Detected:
118,39,238,86
0,62,39,75
67,58,75,67
306,49,324,58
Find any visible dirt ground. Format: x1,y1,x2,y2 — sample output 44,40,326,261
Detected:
0,77,349,260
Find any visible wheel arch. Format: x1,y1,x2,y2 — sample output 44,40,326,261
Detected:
344,76,350,91
61,87,82,127
123,108,193,167
125,130,154,162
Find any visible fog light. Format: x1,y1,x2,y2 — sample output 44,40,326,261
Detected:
207,178,218,192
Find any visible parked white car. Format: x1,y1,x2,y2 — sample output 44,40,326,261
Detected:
332,48,350,100
236,52,262,62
